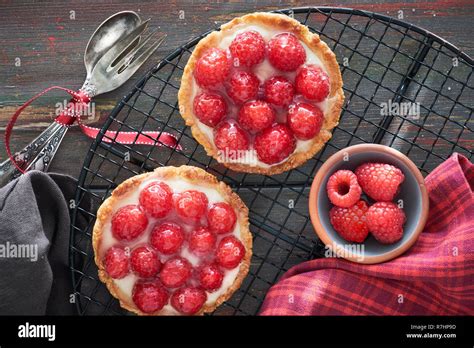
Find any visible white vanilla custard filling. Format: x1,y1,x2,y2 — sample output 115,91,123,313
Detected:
100,173,244,315
190,22,335,168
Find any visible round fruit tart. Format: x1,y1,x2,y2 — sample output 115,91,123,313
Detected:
178,12,344,174
92,166,252,315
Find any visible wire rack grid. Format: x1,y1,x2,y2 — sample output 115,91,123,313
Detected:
70,7,473,315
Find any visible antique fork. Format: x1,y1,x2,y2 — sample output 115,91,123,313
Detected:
0,11,166,187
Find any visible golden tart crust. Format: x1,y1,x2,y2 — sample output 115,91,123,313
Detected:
92,165,252,315
178,12,344,175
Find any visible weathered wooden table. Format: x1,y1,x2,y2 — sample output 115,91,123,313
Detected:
1,0,472,176
1,1,472,315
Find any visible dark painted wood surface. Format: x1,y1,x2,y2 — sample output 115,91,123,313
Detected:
0,0,473,177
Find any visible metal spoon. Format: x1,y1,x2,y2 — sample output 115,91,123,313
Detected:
0,11,164,187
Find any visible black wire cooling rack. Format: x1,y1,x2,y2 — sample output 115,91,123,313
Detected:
70,7,473,315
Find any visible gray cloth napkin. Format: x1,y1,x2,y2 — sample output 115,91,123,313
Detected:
0,170,84,315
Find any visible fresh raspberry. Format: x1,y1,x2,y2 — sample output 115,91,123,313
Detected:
229,30,265,67
111,205,148,241
104,246,130,279
225,71,259,104
160,257,192,288
326,170,362,208
193,92,227,127
366,202,406,244
287,102,324,140
215,235,245,269
263,76,295,107
238,100,276,133
198,263,224,291
194,48,230,88
355,163,405,201
207,202,237,234
174,190,209,221
214,121,250,160
130,246,161,278
189,227,217,254
139,181,173,218
150,222,184,255
254,124,296,165
329,200,369,243
295,65,330,102
171,287,207,315
132,281,168,314
267,33,306,72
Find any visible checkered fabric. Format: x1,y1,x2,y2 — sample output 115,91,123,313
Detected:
260,153,474,315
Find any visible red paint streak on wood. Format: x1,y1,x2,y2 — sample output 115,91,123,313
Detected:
47,36,57,51
413,136,436,146
348,0,473,17
458,139,474,150
0,50,9,64
55,17,64,30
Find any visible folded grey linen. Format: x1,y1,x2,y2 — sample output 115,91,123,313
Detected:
0,170,84,315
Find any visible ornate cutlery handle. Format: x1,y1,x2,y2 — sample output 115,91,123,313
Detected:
1,86,92,188
0,122,68,188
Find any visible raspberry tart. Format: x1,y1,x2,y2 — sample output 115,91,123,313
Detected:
92,166,252,315
178,12,344,174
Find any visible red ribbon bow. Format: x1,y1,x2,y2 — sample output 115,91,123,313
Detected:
4,86,181,173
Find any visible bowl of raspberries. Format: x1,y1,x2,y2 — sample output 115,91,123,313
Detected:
309,144,429,264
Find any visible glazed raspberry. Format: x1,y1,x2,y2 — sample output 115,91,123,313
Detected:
229,30,265,67
174,190,209,221
215,235,245,269
238,100,276,133
198,264,224,291
132,281,168,314
130,246,161,278
287,102,324,140
193,92,227,127
111,205,148,241
150,222,184,255
366,202,406,244
263,76,295,107
295,65,330,102
355,162,405,202
267,33,306,72
171,286,207,315
329,200,369,243
226,71,259,104
207,202,237,234
254,124,296,165
326,170,362,208
214,121,250,160
104,246,130,279
194,48,230,88
189,227,217,254
160,257,192,288
139,181,173,218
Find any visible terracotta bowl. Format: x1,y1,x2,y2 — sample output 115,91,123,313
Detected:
309,144,429,264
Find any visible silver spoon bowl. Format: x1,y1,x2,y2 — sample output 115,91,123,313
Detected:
84,11,142,76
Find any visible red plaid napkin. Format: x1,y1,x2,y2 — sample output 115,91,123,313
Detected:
260,153,474,315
